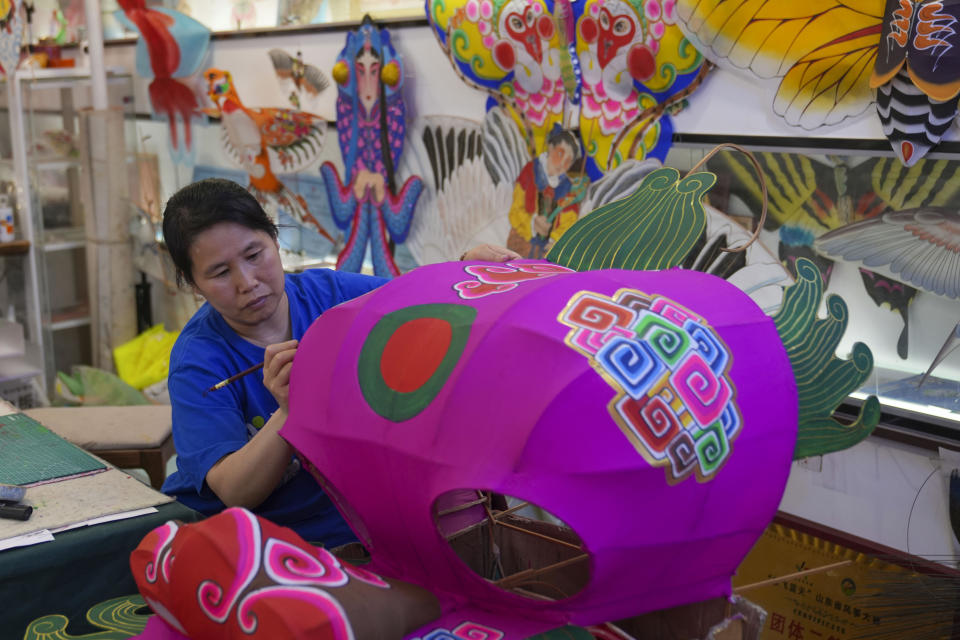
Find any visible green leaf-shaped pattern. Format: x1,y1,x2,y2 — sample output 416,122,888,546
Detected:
525,626,596,640
773,258,880,459
546,167,716,271
24,596,150,640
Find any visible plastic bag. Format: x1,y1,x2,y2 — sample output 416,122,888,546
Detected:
113,324,179,390
55,365,150,406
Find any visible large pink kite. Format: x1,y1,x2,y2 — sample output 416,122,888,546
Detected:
283,260,798,632
130,260,799,639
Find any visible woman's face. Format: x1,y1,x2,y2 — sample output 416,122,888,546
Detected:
546,141,575,177
356,48,381,116
188,222,286,334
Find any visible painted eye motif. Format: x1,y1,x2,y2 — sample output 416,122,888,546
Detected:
508,14,523,31
613,16,632,36
599,10,610,30
524,7,535,27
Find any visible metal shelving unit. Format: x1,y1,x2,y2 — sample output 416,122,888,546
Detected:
1,67,134,397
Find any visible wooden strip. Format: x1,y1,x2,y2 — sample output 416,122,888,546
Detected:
495,553,590,590
493,519,583,551
733,560,854,594
436,495,488,517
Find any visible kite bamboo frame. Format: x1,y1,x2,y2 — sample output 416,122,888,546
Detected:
441,492,587,598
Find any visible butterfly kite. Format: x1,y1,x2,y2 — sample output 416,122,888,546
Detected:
675,0,960,167
709,149,960,362
268,49,329,110
427,0,710,179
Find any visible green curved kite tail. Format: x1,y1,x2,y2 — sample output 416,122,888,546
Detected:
24,595,150,639
772,258,880,460
546,167,717,272
525,626,596,640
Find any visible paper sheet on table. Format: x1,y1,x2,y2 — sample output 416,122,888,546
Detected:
0,468,173,540
0,529,54,551
49,506,160,533
0,507,163,552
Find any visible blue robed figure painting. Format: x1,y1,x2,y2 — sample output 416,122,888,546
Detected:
321,15,422,277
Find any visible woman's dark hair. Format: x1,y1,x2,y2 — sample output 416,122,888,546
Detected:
547,127,581,162
162,178,278,287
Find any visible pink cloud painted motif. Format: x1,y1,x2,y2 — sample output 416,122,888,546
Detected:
197,509,262,623
129,506,415,640
143,521,179,585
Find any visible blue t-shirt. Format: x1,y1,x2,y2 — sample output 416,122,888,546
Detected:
162,268,386,545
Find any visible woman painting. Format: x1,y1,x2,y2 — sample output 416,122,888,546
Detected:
160,178,518,545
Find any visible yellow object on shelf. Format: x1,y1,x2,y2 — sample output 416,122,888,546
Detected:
113,324,179,390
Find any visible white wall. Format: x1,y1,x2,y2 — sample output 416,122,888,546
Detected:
675,63,960,146
781,440,957,561
101,23,489,127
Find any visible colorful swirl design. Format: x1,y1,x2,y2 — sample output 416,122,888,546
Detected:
263,538,348,587
561,288,741,482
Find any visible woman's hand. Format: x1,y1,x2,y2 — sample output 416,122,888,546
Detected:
206,339,299,509
460,244,521,262
533,214,552,237
263,339,298,413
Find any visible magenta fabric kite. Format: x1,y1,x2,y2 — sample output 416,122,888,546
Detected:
280,259,798,631
129,259,799,638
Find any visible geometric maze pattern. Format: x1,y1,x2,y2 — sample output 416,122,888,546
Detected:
414,621,505,640
559,288,740,483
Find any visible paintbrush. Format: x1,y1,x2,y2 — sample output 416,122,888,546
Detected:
204,362,264,396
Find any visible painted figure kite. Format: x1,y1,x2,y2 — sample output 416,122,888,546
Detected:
321,16,422,278
116,0,211,154
203,67,335,244
675,0,960,166
421,0,710,264
507,125,587,257
426,0,709,178
574,0,707,173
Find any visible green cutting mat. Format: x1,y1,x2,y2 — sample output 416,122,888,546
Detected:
0,412,106,485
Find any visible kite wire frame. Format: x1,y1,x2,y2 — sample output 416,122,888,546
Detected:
687,143,769,255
